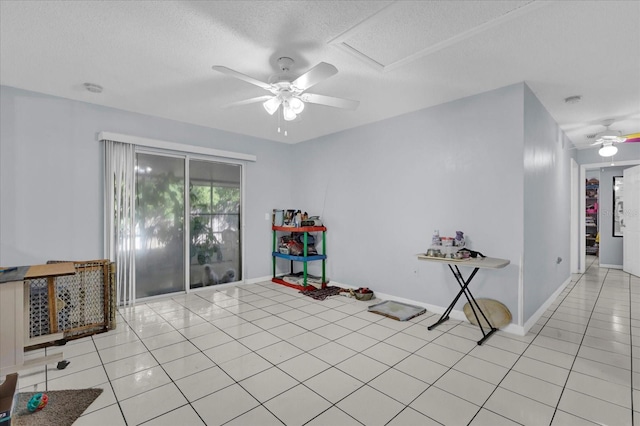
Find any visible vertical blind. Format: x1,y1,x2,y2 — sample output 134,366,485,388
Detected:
104,140,136,306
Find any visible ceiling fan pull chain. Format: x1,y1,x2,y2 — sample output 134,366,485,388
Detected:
277,107,287,137
277,107,281,134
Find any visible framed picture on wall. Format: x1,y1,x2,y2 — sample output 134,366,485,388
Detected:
613,176,623,237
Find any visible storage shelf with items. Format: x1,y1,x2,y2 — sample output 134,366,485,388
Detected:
272,225,327,291
585,179,599,255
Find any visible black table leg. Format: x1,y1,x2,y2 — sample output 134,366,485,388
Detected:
427,265,498,345
427,267,478,331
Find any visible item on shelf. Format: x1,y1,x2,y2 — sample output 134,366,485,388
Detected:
286,240,304,256
431,230,441,246
464,249,486,258
426,248,440,257
293,233,316,245
283,210,297,226
272,209,284,226
282,272,324,287
455,231,465,247
302,216,323,226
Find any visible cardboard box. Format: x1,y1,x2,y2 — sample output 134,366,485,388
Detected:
0,374,18,425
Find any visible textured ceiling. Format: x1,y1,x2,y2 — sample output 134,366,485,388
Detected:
1,1,638,147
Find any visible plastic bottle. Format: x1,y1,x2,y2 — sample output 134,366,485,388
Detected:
432,230,441,246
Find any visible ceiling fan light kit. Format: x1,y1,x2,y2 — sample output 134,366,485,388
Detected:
589,122,633,157
212,57,359,131
598,143,618,157
263,97,282,115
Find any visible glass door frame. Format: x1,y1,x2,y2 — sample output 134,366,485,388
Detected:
186,153,244,291
133,147,245,300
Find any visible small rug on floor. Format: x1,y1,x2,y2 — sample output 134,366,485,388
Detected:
368,300,426,321
300,285,342,300
13,388,103,426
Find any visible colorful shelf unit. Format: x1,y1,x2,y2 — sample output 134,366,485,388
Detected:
272,225,327,291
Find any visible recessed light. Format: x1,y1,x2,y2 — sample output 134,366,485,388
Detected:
84,83,103,93
564,95,582,104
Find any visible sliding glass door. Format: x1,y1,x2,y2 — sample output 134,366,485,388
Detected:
134,153,186,298
133,152,242,298
189,160,241,289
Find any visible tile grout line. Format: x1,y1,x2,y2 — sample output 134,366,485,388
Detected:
121,284,380,425
460,269,586,425
45,269,634,426
115,302,213,426
547,258,610,425
90,331,130,426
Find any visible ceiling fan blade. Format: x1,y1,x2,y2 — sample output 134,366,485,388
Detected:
222,95,274,108
292,62,338,91
212,66,272,90
623,132,640,142
300,93,359,110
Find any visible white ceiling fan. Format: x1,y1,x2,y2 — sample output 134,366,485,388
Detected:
212,57,359,122
587,119,638,157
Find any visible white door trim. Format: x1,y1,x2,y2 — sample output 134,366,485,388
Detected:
579,160,640,273
570,159,579,273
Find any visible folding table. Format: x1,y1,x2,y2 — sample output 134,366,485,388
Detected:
417,255,510,345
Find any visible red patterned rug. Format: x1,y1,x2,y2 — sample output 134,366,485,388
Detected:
300,286,343,301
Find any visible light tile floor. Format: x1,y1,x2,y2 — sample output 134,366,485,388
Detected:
12,256,639,425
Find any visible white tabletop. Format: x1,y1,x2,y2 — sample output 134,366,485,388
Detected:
417,255,510,269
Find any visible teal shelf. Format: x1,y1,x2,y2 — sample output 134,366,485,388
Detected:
272,252,326,262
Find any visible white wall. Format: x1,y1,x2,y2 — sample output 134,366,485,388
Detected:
1,82,578,328
522,85,573,322
0,86,293,280
291,84,525,320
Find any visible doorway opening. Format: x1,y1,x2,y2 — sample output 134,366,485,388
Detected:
577,160,639,273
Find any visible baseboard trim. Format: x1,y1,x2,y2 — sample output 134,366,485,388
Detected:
522,275,572,334
243,276,272,284
599,264,623,270
248,277,572,338
332,281,524,335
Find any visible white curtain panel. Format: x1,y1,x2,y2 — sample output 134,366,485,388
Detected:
103,140,136,306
